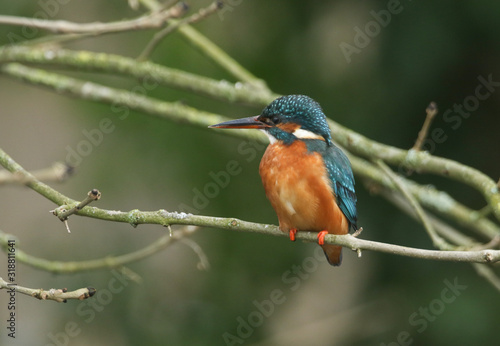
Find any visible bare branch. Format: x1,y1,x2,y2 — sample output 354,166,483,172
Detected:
0,226,198,273
51,189,101,222
413,102,438,151
0,277,95,303
0,161,73,185
0,46,277,105
0,5,187,34
375,159,453,250
138,1,224,61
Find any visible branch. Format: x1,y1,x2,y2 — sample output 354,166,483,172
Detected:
0,277,95,303
139,0,267,86
138,1,223,61
0,46,277,105
330,120,500,222
52,189,101,221
0,5,187,34
0,147,499,265
0,226,197,273
375,159,453,250
349,155,499,240
0,161,73,185
412,102,438,151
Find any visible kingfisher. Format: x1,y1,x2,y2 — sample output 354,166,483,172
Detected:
210,95,358,266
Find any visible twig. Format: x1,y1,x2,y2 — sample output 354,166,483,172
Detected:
350,155,500,240
0,161,73,185
0,226,197,273
413,102,438,151
139,0,266,86
52,189,101,221
0,6,187,35
376,187,477,247
0,277,95,303
331,120,500,222
380,185,500,293
472,263,500,291
375,159,454,250
179,237,211,270
138,1,223,61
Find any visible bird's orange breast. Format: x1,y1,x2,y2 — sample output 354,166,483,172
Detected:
259,140,349,237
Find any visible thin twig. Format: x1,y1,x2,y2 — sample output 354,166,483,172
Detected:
0,6,187,34
413,102,438,151
376,187,477,247
179,237,211,270
0,277,95,303
0,226,197,273
0,161,73,185
139,0,266,86
138,1,223,61
350,155,499,240
375,159,454,250
331,119,500,222
472,263,500,291
52,189,101,221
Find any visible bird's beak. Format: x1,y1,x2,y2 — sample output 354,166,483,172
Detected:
209,116,270,129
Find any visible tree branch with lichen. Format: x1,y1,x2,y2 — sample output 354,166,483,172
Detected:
0,226,199,274
0,277,96,303
1,147,499,268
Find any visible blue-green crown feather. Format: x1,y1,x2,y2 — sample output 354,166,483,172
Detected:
259,95,333,145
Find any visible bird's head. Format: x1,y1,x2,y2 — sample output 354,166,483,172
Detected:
209,95,333,146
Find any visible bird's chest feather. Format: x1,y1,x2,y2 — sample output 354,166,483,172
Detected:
259,141,347,234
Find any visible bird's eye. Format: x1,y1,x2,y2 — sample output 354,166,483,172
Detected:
271,116,280,124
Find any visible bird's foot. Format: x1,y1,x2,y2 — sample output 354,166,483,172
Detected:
289,229,297,242
317,230,328,245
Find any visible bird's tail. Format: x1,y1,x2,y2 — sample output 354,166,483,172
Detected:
321,244,343,266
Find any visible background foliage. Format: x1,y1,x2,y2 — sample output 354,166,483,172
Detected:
1,1,499,345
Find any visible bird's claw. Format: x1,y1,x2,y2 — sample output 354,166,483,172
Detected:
289,229,297,242
317,230,328,245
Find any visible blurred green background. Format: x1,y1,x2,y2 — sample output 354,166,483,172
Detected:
1,1,499,345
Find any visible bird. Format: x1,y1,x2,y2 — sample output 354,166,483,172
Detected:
209,95,357,266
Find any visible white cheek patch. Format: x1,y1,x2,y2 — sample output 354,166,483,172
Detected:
292,128,324,141
261,129,277,144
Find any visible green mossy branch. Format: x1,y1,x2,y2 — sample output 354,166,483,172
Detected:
0,46,276,105
1,147,500,268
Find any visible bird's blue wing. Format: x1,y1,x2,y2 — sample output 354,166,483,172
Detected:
307,140,357,230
